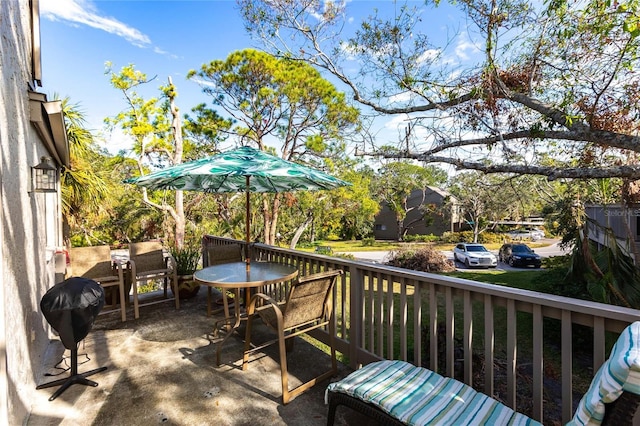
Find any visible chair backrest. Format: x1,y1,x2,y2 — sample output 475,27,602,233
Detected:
282,269,343,330
129,241,167,272
206,244,243,267
69,245,115,279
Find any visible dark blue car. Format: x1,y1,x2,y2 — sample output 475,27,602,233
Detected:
498,243,542,268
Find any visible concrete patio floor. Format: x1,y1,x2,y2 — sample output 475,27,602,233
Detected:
26,287,372,426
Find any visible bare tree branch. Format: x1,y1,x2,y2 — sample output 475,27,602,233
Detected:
401,155,640,180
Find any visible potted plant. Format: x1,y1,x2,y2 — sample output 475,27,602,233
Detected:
170,245,202,299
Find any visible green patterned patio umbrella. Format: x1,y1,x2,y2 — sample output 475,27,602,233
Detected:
124,146,350,262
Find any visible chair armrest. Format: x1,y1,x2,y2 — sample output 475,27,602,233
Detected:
112,259,125,281
248,292,286,330
247,292,279,312
127,259,136,280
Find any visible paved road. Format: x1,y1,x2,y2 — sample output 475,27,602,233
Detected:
339,239,569,271
527,239,569,258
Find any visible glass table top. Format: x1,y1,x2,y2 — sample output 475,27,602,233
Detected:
193,261,298,288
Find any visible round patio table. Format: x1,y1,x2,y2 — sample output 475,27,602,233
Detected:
194,261,299,365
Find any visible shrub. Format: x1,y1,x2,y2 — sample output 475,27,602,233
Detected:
361,237,375,247
477,232,506,244
170,245,201,276
296,241,315,249
440,231,460,243
387,246,456,273
440,231,505,244
542,254,571,270
314,246,333,255
335,253,356,260
404,234,440,243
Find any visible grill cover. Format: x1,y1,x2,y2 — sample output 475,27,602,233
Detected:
40,277,105,349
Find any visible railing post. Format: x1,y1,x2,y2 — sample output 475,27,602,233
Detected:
561,310,573,423
349,265,363,369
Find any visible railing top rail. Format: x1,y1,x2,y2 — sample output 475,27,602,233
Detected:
204,236,640,324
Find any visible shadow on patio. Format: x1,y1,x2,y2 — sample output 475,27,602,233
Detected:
26,288,370,426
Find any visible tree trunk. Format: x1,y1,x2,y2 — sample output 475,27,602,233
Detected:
263,194,281,245
168,76,186,249
262,196,271,244
473,220,480,243
175,191,185,248
397,219,404,241
290,213,313,249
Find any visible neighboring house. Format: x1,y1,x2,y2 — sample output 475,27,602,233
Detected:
585,204,640,256
373,187,462,240
1,1,69,423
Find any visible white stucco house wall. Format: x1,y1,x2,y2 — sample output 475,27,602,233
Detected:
1,1,69,423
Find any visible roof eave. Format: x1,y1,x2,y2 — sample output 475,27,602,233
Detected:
28,91,70,167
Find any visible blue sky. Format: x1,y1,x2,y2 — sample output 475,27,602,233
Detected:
39,0,475,155
40,0,262,152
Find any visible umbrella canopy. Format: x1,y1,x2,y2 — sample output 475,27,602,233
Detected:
125,146,349,193
125,146,350,260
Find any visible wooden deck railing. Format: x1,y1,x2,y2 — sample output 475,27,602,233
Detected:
202,235,640,424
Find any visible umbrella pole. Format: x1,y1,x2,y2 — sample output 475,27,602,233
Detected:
245,176,251,268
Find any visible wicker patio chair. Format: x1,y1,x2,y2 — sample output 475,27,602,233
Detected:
128,241,179,319
68,245,127,322
242,269,343,404
203,244,243,316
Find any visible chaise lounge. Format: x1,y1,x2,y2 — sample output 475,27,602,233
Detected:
326,321,640,425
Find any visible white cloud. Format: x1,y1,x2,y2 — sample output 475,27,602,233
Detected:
416,49,439,64
455,38,479,62
154,47,179,60
40,0,151,47
97,127,134,155
189,77,216,88
388,92,411,104
383,114,411,131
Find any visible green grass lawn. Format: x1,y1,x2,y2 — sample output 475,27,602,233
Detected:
294,240,404,252
443,269,547,291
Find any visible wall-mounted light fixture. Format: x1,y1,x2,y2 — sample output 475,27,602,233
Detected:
30,156,57,193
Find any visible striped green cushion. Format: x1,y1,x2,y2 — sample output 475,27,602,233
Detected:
326,360,540,425
568,321,640,426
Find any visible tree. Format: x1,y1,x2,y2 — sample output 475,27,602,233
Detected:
240,0,640,180
334,166,380,240
58,100,161,247
183,103,233,160
280,163,380,247
372,162,447,241
59,98,109,246
187,49,360,244
241,0,640,305
91,154,166,246
448,172,525,242
106,64,198,248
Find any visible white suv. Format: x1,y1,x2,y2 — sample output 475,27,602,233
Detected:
453,243,498,268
